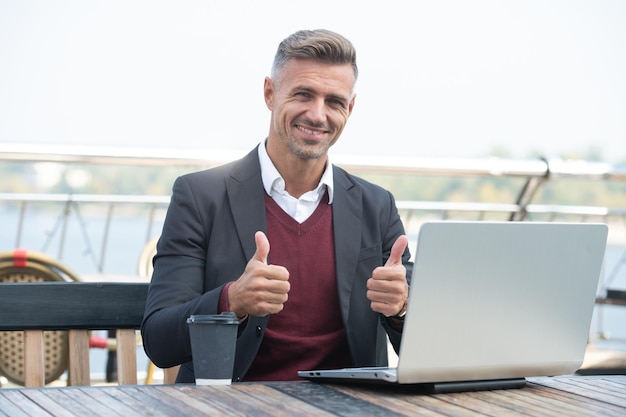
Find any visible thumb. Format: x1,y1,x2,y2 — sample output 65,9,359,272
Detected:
384,235,408,267
253,231,270,264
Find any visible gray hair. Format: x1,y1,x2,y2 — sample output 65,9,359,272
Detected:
270,29,358,83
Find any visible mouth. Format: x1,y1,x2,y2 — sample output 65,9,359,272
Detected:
295,124,328,138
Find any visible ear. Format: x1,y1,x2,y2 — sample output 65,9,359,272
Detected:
264,77,274,110
347,93,356,116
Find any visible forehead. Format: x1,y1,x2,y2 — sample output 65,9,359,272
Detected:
276,58,355,96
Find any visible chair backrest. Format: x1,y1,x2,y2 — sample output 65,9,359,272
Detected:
137,237,158,278
0,249,81,386
0,249,81,282
0,281,148,387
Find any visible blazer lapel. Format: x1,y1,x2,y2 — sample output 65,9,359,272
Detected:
224,153,363,322
332,167,362,324
226,146,267,262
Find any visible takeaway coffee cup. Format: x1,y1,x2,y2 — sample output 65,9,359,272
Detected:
186,312,239,385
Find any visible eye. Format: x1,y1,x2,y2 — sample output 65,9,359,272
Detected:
328,98,347,109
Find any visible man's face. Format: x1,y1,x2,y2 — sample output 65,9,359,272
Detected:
264,58,356,160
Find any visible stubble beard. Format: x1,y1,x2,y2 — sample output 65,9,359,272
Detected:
282,132,329,161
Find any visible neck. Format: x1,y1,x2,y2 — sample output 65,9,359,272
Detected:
266,141,327,199
281,158,326,199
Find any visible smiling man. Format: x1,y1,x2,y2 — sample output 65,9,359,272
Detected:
141,29,412,383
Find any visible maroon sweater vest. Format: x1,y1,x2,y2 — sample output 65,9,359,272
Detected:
243,194,352,381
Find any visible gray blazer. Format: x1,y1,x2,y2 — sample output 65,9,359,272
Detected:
141,146,412,383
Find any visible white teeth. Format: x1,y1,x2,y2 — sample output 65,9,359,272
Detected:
298,125,323,135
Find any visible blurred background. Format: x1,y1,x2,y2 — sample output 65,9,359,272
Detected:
1,0,625,161
2,0,626,384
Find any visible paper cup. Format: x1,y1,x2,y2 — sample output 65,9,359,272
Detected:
186,312,238,385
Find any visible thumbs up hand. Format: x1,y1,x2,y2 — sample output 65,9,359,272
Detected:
228,231,290,317
366,235,409,317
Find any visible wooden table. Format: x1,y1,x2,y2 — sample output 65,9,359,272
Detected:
0,376,625,416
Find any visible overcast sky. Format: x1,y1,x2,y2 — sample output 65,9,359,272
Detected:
1,0,625,161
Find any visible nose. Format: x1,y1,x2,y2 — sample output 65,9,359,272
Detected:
305,98,327,124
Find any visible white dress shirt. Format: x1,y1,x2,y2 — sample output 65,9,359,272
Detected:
258,140,334,223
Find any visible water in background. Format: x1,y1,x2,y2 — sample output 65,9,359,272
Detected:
0,204,164,275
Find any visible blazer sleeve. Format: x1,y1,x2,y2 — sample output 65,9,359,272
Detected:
141,174,225,368
378,190,413,354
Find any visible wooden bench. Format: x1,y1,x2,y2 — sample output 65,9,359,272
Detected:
0,282,149,387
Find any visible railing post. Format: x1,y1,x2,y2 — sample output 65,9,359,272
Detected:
510,176,548,221
57,199,73,260
99,203,115,273
15,200,27,248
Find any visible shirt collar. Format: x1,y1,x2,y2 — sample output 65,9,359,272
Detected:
258,140,334,203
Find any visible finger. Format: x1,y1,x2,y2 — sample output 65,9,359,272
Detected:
265,271,291,288
264,290,289,304
369,301,396,317
253,231,270,264
384,235,408,267
367,276,402,292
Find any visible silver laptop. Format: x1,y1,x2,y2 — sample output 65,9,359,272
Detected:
298,221,608,391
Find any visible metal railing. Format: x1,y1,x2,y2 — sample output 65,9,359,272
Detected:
2,143,626,270
2,143,626,342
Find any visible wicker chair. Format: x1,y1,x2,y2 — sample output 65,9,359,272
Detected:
0,249,80,386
